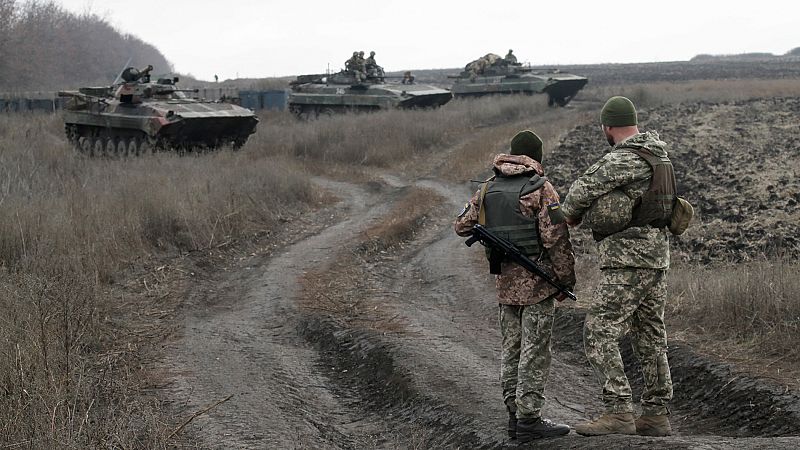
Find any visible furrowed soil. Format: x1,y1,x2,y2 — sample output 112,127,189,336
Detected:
158,97,800,448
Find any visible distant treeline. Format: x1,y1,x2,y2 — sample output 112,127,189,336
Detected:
0,0,172,91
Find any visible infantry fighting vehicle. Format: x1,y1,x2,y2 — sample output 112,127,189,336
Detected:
287,70,452,118
59,65,258,155
450,54,588,106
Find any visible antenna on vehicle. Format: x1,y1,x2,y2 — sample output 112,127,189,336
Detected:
112,57,133,85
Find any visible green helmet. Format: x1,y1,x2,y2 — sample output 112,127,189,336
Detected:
584,190,633,236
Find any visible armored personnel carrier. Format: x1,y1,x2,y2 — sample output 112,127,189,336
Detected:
288,69,452,118
450,53,588,106
59,65,258,155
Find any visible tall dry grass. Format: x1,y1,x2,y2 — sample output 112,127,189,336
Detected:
250,95,559,168
668,261,800,358
0,113,321,446
581,78,800,108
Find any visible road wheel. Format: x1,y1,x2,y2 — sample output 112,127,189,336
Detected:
65,125,80,148
105,138,116,157
127,138,140,156
79,137,91,155
116,138,129,157
91,137,104,157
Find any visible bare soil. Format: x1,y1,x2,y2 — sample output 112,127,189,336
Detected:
547,97,800,262
155,98,800,448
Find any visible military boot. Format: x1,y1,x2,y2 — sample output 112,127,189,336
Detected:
516,417,571,442
505,400,517,439
574,413,636,436
635,415,672,436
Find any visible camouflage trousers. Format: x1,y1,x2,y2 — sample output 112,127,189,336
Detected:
499,298,555,419
584,268,673,415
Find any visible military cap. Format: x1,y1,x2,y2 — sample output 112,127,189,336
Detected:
601,96,637,127
509,130,543,163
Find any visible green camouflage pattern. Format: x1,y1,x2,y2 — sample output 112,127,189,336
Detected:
584,268,673,415
455,154,576,305
562,131,670,269
499,299,556,419
583,189,634,237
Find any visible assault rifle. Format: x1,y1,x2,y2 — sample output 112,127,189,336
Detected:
464,224,577,301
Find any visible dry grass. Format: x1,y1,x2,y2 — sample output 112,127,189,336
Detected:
251,95,561,169
582,78,800,108
668,260,800,358
0,113,321,446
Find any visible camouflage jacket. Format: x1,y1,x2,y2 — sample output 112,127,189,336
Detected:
561,131,670,270
455,154,576,305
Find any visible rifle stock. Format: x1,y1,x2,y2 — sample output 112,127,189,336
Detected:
465,224,577,301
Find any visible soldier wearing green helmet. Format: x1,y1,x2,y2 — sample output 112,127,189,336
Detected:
562,96,677,438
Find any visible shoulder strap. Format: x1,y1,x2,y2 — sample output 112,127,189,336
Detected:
520,174,547,197
477,175,495,225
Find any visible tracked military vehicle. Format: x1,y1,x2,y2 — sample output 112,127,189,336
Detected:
288,69,452,118
59,65,258,155
450,53,588,106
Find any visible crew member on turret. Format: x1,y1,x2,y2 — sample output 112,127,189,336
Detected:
505,49,518,64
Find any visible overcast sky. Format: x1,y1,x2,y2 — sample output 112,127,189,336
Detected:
58,0,799,81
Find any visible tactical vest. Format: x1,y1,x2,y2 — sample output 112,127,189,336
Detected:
625,148,677,229
478,174,546,273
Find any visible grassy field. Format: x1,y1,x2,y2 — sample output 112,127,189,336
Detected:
1,71,799,445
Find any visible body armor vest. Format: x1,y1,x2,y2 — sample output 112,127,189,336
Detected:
478,174,546,273
626,148,677,229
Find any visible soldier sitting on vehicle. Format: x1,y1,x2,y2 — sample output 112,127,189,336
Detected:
401,71,415,84
345,51,366,83
365,51,385,79
505,49,518,64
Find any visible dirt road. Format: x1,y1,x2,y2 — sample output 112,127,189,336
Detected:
158,169,800,449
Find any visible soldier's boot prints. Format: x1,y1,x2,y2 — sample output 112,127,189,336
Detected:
516,417,571,442
574,413,636,436
505,399,517,439
635,414,672,436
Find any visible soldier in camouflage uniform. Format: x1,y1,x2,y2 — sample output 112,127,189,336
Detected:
345,51,366,82
455,130,576,442
505,49,518,64
562,96,674,437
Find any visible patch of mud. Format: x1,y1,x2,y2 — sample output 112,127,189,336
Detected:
548,97,800,262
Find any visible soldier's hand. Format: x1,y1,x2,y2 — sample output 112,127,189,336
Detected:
555,292,569,302
565,215,582,227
